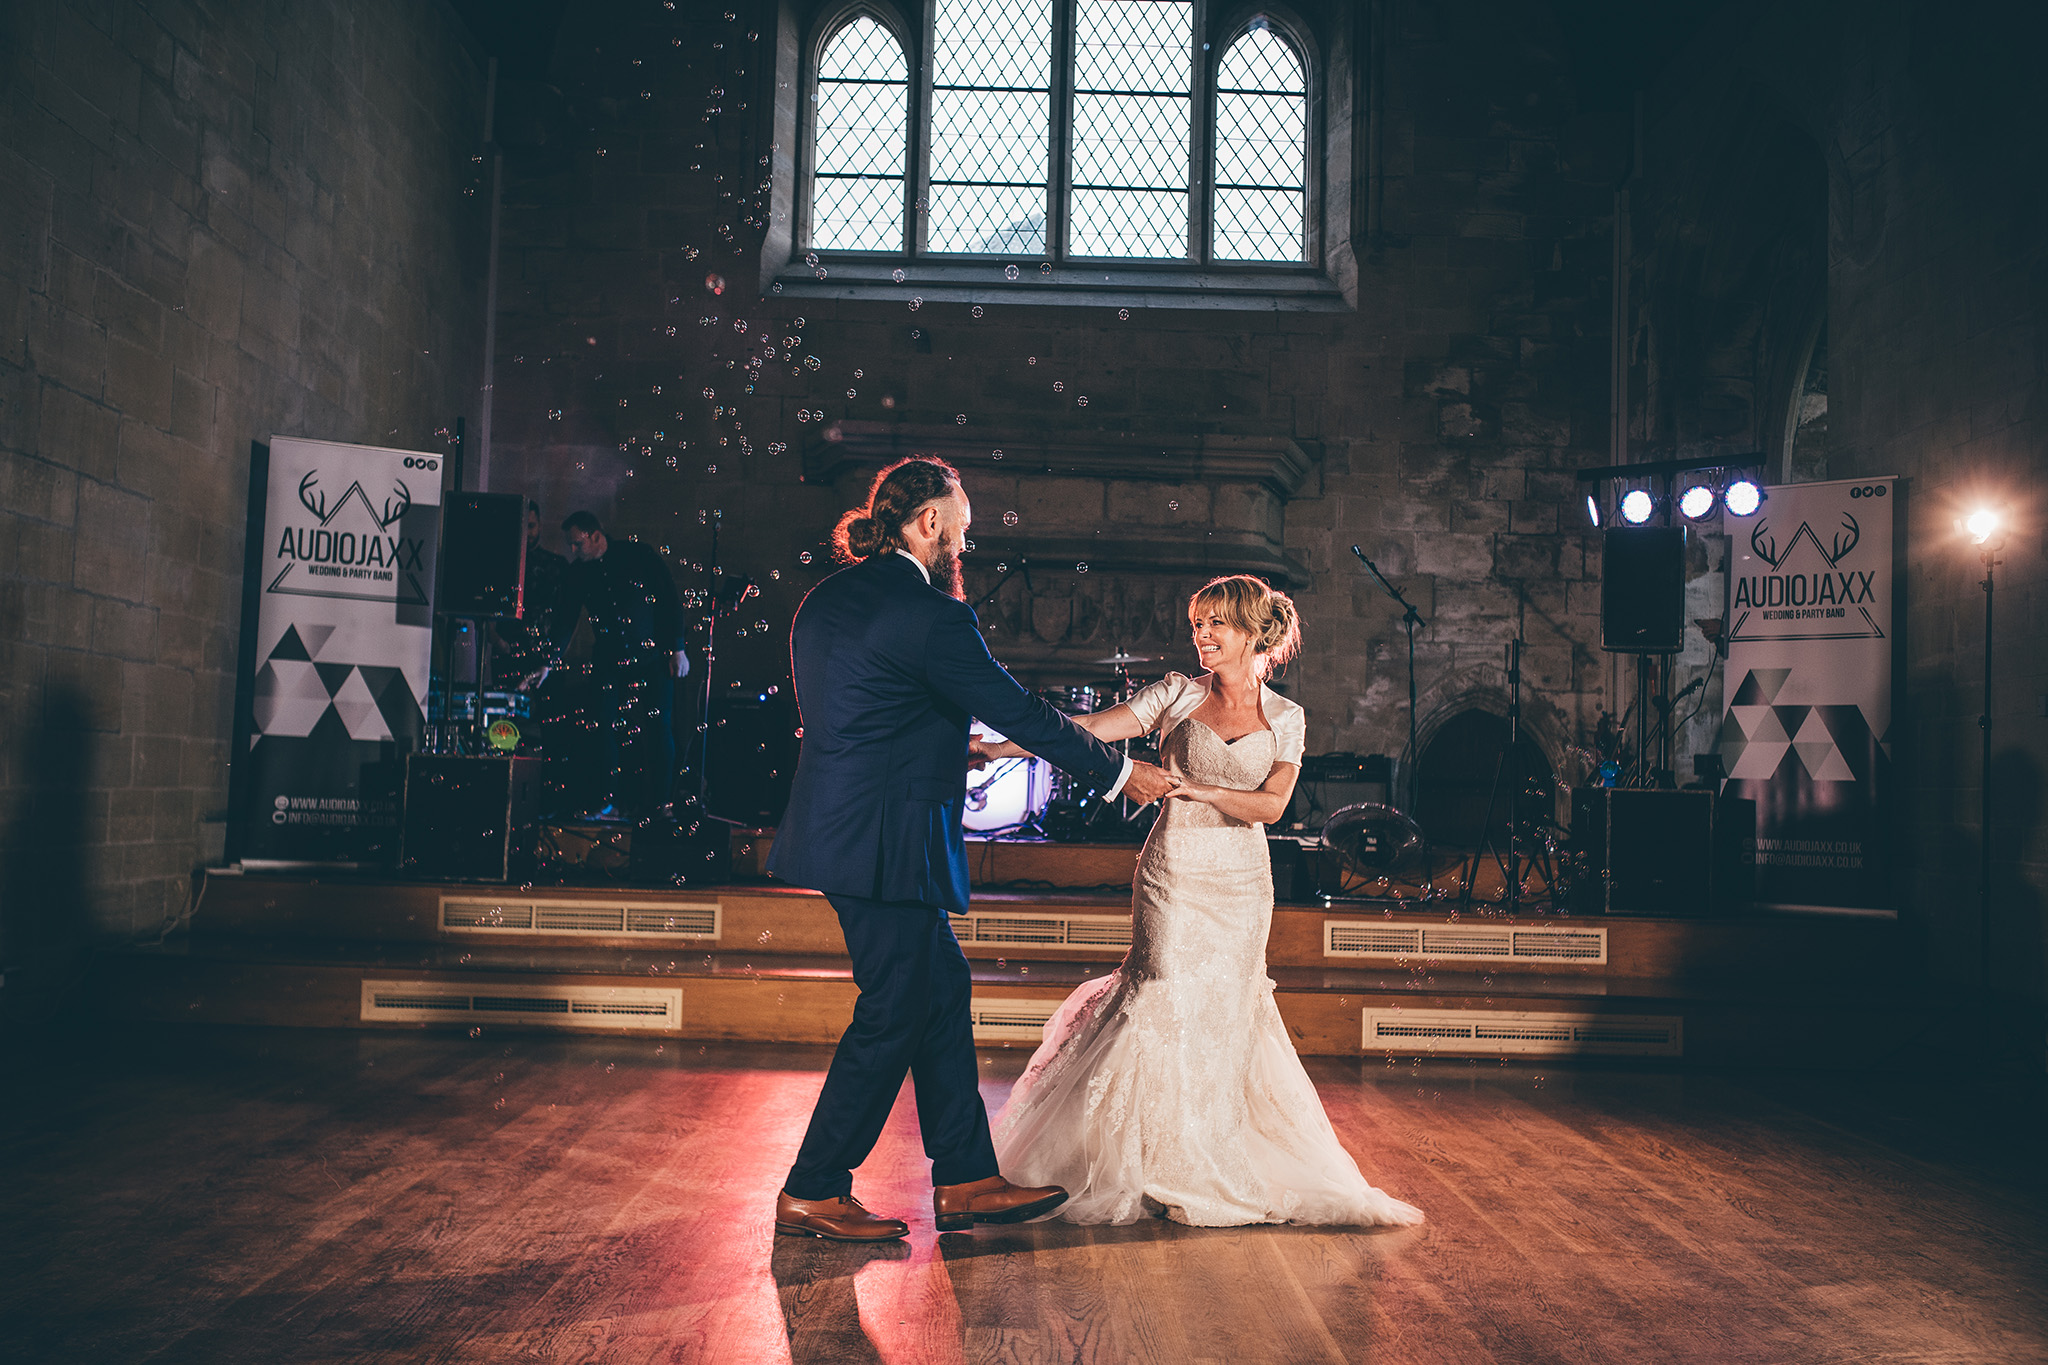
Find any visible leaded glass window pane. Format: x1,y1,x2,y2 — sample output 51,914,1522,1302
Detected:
811,17,909,251
929,0,1052,254
1212,25,1306,262
1069,0,1192,258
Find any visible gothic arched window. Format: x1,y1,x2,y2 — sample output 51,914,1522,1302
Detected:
809,14,910,252
1212,20,1308,262
800,3,1321,273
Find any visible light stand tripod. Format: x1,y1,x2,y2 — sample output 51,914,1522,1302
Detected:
1458,585,1529,915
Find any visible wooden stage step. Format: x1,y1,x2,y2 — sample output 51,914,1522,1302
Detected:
83,870,1920,1068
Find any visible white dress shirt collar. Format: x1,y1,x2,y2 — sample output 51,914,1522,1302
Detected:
894,548,932,584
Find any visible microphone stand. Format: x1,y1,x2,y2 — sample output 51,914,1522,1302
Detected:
1351,547,1428,812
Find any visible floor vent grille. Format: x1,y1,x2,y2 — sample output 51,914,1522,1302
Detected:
361,979,681,1031
441,896,720,941
969,995,1062,1042
1362,1008,1680,1057
1326,921,1606,965
949,913,1134,951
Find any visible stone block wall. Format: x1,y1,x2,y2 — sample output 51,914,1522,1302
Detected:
0,0,488,953
488,0,1622,809
1633,0,2048,1015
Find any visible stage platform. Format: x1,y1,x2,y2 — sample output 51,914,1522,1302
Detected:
87,855,1922,1068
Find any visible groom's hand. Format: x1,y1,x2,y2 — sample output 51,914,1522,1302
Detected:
1120,761,1179,806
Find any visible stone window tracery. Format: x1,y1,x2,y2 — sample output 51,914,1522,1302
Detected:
801,3,1319,269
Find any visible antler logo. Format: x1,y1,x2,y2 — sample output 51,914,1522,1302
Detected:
1829,512,1860,563
1750,518,1783,568
297,471,413,529
298,471,328,521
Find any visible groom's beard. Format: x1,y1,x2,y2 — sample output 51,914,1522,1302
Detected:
927,545,966,600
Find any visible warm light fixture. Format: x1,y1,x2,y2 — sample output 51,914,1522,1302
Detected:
1724,480,1763,516
1585,493,1601,527
1677,484,1717,520
1965,508,2002,545
1620,489,1654,524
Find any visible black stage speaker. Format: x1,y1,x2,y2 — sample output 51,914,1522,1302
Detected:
703,691,798,826
440,492,526,618
401,754,543,881
1569,787,1755,915
1601,526,1685,653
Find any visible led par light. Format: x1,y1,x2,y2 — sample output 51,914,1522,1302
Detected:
1723,480,1763,516
1585,493,1601,527
1677,484,1717,520
1619,489,1655,524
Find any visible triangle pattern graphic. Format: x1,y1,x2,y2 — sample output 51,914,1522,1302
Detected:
1732,668,1792,705
359,666,424,743
1734,705,1788,744
268,625,311,662
252,659,331,738
298,624,338,658
330,667,392,742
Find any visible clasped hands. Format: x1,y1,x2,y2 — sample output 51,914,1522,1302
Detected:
968,734,1192,807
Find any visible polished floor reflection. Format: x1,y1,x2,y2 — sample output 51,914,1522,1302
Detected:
2,1026,2044,1364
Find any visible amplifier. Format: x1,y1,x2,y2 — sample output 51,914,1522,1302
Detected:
401,755,543,882
1569,787,1755,915
1289,752,1393,832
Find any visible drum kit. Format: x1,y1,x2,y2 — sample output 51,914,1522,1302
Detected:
964,650,1160,838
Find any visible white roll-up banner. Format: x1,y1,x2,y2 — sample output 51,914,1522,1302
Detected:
1718,476,1898,910
233,437,443,863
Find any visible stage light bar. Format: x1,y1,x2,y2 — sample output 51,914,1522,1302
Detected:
1619,489,1654,524
1585,493,1601,527
1723,480,1762,516
1677,484,1717,520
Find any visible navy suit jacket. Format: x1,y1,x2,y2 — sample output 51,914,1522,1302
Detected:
767,552,1126,913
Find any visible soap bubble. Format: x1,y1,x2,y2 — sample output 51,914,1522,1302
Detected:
908,296,922,311
704,273,725,294
891,268,906,283
991,447,1003,459
706,463,718,473
853,368,863,378
1003,510,1018,526
1076,395,1088,406
1027,356,1037,365
1168,499,1179,511
1005,264,1020,281
799,551,813,564
1118,308,1130,320
815,267,827,279
847,388,857,397
955,413,966,424
971,305,984,318
1077,562,1089,572
1052,381,1063,392
805,251,819,267
1039,262,1051,275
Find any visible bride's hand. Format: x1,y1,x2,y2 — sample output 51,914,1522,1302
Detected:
1165,781,1221,804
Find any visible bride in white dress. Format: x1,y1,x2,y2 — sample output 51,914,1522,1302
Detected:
978,575,1424,1229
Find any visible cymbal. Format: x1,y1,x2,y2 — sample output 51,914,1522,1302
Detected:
1090,652,1157,666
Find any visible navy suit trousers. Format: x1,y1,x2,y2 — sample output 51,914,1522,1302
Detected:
783,894,999,1198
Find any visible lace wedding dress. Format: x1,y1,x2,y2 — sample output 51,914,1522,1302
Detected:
991,674,1424,1228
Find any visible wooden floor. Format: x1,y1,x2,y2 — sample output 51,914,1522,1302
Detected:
3,1028,2045,1365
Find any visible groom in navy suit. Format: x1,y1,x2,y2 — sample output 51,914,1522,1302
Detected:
769,457,1177,1240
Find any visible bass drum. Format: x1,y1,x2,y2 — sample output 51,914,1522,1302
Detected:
1041,685,1098,715
963,724,1050,832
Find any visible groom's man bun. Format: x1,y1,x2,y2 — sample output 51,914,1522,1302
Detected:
832,456,963,563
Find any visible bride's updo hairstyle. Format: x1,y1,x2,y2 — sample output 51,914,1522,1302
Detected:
831,456,963,564
1189,574,1301,678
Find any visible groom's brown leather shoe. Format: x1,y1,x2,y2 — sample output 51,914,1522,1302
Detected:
775,1191,910,1241
933,1176,1068,1231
